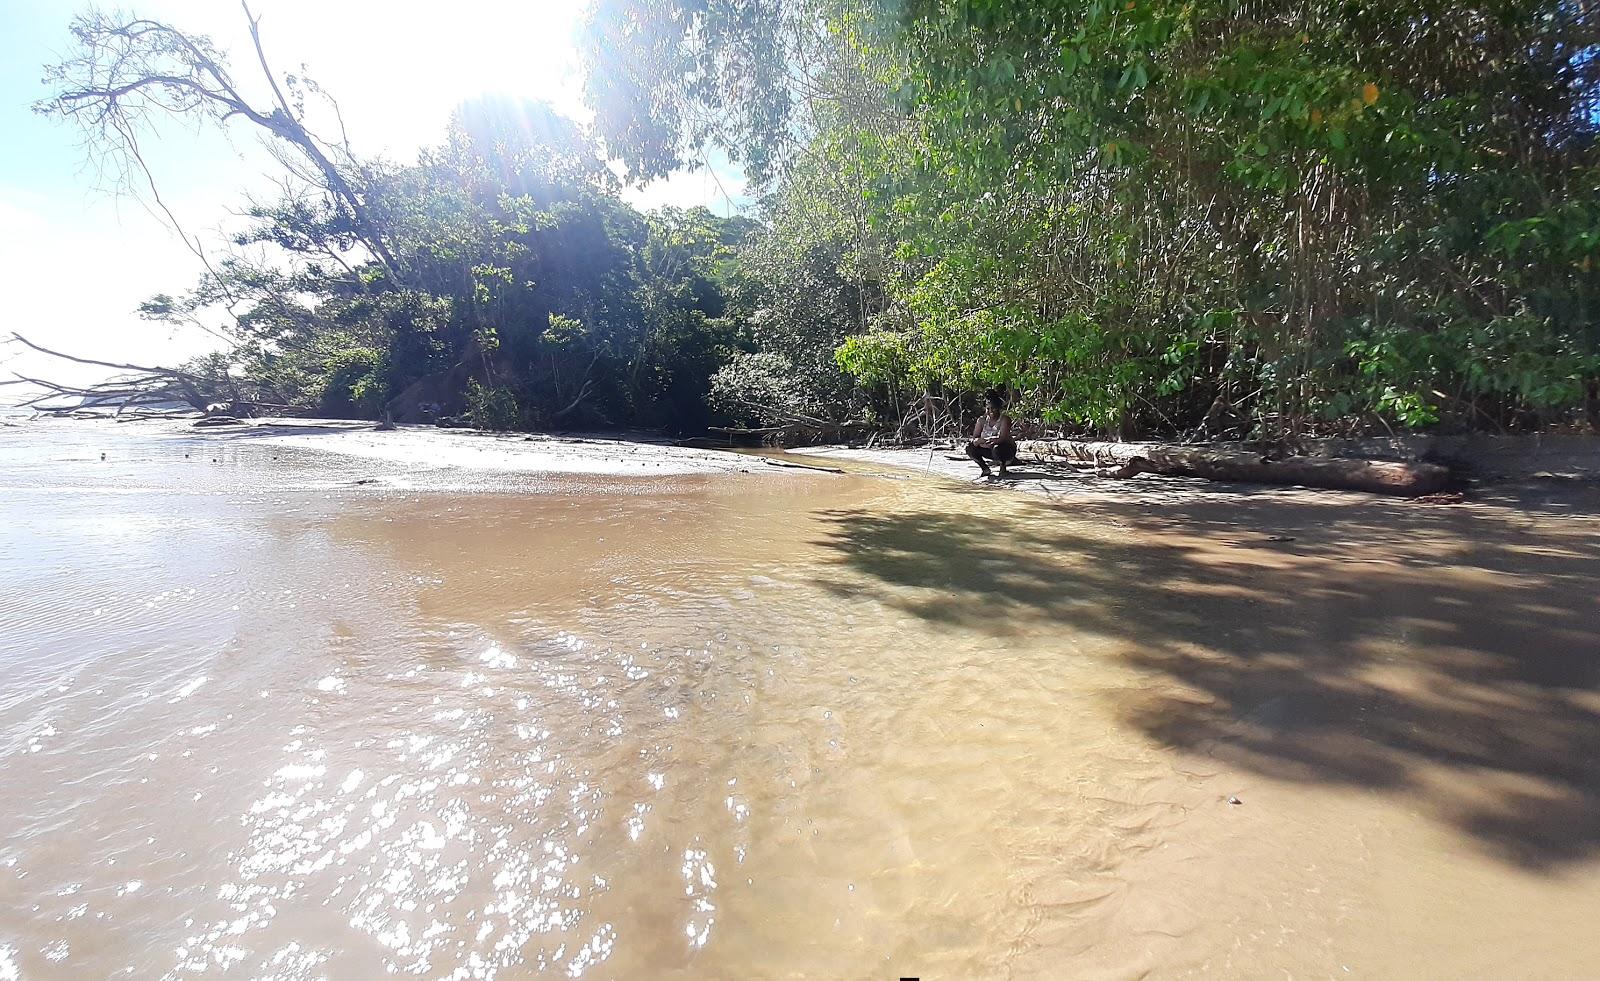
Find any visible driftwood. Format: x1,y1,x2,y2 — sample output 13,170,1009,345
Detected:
5,332,300,418
8,333,208,412
1019,439,1451,496
762,457,845,474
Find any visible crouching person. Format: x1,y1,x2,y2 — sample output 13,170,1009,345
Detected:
966,391,1017,479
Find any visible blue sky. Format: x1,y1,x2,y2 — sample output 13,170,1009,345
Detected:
1,0,748,394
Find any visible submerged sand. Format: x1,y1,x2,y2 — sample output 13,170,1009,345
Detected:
2,418,1598,977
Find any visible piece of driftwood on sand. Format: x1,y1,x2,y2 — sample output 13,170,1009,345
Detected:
1019,439,1452,496
761,458,846,474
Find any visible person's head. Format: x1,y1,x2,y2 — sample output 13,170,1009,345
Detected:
984,391,1004,416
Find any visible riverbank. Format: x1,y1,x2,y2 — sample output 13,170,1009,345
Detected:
185,417,755,476
11,414,1596,510
0,416,774,497
792,442,1286,502
793,440,1600,512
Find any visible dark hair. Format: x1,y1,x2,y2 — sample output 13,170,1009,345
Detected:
984,390,1004,411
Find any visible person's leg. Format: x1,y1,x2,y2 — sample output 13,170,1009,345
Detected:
994,438,1017,477
965,441,992,477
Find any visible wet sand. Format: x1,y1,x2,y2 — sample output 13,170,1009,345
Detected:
2,419,1598,977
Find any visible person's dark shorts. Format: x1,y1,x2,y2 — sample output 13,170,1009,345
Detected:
966,439,1017,464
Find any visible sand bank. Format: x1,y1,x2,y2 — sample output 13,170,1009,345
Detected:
197,419,755,476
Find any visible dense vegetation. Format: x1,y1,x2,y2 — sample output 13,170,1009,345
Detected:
34,1,1600,439
35,14,756,432
589,0,1600,439
191,124,755,432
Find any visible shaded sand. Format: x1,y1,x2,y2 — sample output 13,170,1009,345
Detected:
2,420,1598,977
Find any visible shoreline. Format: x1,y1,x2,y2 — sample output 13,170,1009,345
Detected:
13,414,1596,511
10,415,758,479
7,414,1312,501
791,442,1600,516
251,421,756,477
792,442,1353,504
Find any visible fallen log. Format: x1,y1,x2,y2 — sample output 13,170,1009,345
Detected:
1018,439,1451,497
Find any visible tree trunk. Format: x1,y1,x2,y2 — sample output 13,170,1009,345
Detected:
1019,439,1451,497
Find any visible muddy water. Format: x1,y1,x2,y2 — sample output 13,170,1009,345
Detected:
3,421,1599,978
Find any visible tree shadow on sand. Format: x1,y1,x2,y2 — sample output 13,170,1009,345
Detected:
808,489,1600,871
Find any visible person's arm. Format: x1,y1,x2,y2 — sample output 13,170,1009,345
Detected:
997,415,1012,442
971,417,986,445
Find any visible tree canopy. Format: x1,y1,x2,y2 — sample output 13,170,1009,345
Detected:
27,0,1600,439
585,0,1600,438
34,6,757,432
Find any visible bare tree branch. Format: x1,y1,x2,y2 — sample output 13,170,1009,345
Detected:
36,7,408,283
9,332,203,380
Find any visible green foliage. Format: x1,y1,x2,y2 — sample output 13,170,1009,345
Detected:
126,94,755,433
580,0,799,184
464,379,523,431
585,0,1600,437
318,347,388,416
708,352,806,425
50,4,1600,438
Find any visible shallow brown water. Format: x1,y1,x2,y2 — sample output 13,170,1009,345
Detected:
3,420,1599,978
